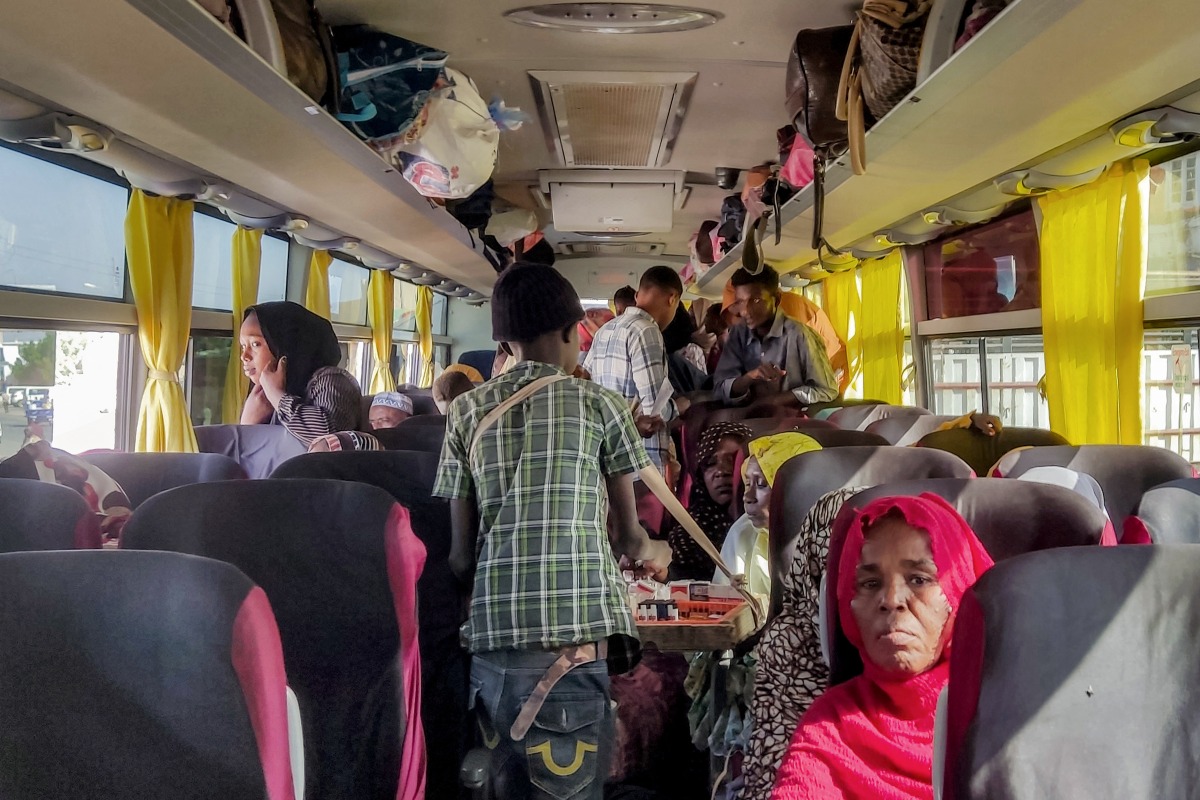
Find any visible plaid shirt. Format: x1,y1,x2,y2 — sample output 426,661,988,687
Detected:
584,307,677,471
433,360,649,653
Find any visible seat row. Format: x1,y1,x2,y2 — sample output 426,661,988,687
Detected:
0,449,466,800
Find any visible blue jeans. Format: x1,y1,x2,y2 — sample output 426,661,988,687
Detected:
470,649,613,800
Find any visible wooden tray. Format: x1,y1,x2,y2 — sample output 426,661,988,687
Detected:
636,599,759,652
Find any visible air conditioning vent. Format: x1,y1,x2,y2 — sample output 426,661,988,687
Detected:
560,241,666,256
530,70,696,167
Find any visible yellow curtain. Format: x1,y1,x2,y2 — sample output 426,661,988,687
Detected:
415,286,435,388
125,190,198,453
221,227,262,423
367,269,397,393
823,269,862,397
1038,160,1149,445
859,251,905,404
305,250,332,319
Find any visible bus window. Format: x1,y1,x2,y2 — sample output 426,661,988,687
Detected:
0,147,126,299
1147,153,1200,296
192,213,289,310
923,211,1040,320
0,328,121,458
188,335,232,427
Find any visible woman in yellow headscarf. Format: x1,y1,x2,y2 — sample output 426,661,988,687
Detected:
714,432,822,596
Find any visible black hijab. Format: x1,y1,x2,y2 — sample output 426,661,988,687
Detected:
245,301,342,398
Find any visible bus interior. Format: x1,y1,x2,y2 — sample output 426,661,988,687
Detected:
2,0,1200,798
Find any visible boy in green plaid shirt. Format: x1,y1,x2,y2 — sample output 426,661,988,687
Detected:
434,262,671,799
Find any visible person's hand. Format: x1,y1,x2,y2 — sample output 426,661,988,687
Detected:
692,330,717,352
573,364,592,381
636,414,666,437
240,384,275,424
674,396,692,416
621,540,672,583
307,435,333,453
970,413,1002,437
258,356,287,407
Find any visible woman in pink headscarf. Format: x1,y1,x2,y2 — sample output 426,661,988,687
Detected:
772,494,994,800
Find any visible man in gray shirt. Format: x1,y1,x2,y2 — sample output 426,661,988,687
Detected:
712,265,839,406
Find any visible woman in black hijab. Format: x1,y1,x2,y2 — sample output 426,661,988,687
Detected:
238,301,362,445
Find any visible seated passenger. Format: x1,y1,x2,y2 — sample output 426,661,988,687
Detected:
433,369,475,414
666,422,753,580
0,437,133,545
714,266,838,407
772,494,994,800
369,392,414,429
713,432,822,597
307,431,383,453
238,301,361,446
742,486,866,800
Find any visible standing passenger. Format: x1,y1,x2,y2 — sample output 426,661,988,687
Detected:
586,266,692,474
613,285,637,317
713,266,839,407
434,262,671,800
238,301,361,445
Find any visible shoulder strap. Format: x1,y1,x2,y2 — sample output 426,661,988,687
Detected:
468,373,569,462
637,464,766,628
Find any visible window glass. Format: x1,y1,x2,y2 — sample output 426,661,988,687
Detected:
188,335,232,427
393,341,420,386
0,329,122,458
927,337,983,417
983,334,1049,428
923,211,1040,319
0,148,126,299
1143,328,1200,464
258,236,289,302
1146,153,1200,295
193,214,289,310
327,259,369,326
338,340,369,388
433,292,448,336
394,279,418,332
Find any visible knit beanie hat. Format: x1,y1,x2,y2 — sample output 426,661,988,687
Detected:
491,262,585,343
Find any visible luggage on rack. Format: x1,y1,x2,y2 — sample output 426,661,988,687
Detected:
331,24,449,144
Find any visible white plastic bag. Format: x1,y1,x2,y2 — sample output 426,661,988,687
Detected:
394,68,499,199
488,208,539,247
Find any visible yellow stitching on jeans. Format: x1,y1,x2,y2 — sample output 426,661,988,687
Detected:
478,718,500,750
526,740,597,776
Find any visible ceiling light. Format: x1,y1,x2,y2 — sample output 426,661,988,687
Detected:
505,4,720,34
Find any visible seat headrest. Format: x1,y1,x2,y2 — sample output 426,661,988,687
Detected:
991,445,1193,536
917,426,1069,477
0,550,289,800
945,546,1200,798
372,417,447,453
865,414,957,445
0,478,98,551
1133,478,1200,544
81,452,246,508
829,404,929,430
768,446,973,618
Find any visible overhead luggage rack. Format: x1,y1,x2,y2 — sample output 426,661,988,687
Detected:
694,0,1200,295
0,0,497,294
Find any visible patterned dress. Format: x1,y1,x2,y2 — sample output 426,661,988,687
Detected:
740,487,865,800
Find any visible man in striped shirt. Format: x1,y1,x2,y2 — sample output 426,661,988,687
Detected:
585,266,692,474
434,262,670,800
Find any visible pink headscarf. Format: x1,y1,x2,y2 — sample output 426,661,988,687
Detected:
772,494,994,800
